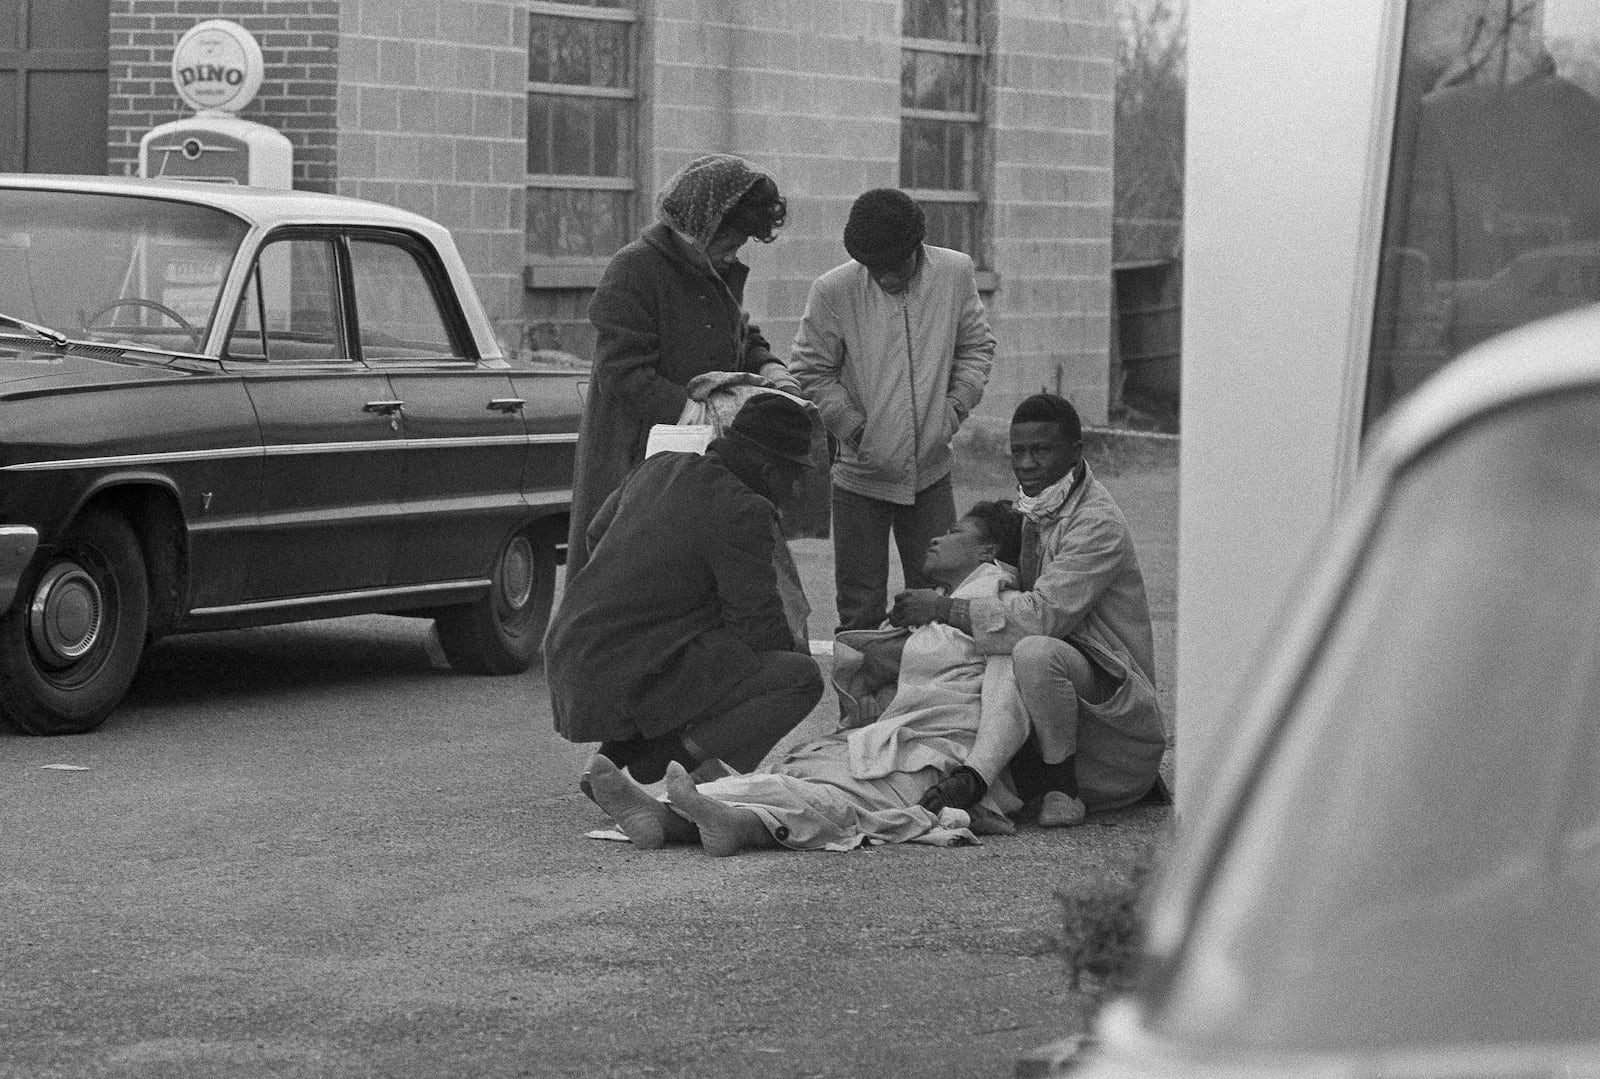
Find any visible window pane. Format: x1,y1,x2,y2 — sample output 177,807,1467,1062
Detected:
551,98,594,174
527,187,631,259
528,14,629,89
350,239,463,361
1366,0,1600,426
238,239,344,362
904,0,974,42
900,117,974,189
534,95,631,177
527,95,552,173
903,49,977,111
921,200,977,255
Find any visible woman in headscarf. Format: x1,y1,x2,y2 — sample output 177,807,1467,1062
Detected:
566,154,795,577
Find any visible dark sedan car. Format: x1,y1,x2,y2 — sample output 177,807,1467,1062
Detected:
0,175,582,735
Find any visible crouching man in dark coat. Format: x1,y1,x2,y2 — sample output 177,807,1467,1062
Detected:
545,394,824,787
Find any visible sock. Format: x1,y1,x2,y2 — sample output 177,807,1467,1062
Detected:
598,732,698,784
1040,753,1079,798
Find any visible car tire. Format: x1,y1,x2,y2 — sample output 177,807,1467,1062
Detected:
434,523,557,675
0,508,150,735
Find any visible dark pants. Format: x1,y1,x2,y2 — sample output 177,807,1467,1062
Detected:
684,650,824,772
831,475,956,631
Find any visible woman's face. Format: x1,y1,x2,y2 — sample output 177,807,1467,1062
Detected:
922,517,995,582
705,224,748,269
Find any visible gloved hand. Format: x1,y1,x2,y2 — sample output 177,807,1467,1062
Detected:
918,765,988,814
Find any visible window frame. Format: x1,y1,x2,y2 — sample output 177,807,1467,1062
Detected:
223,228,352,366
900,3,989,267
222,226,478,367
525,0,641,282
345,227,479,366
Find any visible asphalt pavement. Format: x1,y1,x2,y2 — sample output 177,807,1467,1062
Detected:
0,433,1176,1079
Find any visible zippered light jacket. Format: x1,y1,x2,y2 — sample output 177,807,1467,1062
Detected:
789,245,995,505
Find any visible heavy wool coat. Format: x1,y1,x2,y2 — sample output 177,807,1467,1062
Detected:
545,449,795,743
566,222,776,575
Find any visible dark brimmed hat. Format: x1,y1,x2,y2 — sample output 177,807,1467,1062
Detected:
726,393,814,466
843,188,926,271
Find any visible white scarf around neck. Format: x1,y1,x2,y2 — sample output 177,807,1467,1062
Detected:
1015,462,1081,523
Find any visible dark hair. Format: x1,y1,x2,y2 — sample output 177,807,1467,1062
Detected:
964,500,1023,567
1011,393,1083,445
843,188,926,271
722,175,787,243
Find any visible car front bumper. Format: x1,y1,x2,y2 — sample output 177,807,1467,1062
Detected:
0,526,40,613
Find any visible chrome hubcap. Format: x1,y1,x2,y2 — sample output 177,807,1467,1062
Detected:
29,563,105,666
499,536,534,611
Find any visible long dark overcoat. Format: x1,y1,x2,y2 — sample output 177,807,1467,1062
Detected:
566,223,775,575
546,449,795,743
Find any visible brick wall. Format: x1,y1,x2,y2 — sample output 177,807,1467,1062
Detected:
336,0,527,339
988,0,1115,424
107,0,339,189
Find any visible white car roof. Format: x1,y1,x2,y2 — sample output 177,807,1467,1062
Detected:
0,173,451,241
1365,303,1600,473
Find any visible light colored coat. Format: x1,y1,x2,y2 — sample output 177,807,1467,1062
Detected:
966,463,1167,810
698,563,1025,850
789,245,994,505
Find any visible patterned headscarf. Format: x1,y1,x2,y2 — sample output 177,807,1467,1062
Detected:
656,154,771,251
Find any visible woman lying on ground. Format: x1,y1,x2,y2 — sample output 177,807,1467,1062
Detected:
586,500,1027,856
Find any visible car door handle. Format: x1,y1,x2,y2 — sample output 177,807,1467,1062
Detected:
362,400,405,415
486,398,525,413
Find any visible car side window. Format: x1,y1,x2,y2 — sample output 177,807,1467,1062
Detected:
349,236,468,362
225,237,347,363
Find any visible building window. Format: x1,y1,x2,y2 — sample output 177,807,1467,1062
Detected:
901,0,986,262
526,0,638,262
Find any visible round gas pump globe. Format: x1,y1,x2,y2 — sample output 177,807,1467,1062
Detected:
171,20,264,113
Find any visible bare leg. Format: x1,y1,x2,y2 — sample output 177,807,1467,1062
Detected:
662,762,778,857
585,754,697,849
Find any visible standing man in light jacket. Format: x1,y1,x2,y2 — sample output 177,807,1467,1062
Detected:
790,188,996,631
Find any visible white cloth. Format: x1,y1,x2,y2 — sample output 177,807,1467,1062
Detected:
694,563,1025,850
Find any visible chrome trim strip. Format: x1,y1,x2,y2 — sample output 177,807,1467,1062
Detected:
2,446,264,472
189,578,491,618
1,431,578,472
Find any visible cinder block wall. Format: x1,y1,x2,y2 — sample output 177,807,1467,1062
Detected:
647,0,1113,425
988,0,1114,424
649,0,902,361
107,0,339,189
335,1,527,343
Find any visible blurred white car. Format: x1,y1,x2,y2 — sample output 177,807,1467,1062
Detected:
1069,306,1600,1078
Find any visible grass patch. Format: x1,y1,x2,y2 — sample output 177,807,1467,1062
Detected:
1055,840,1163,997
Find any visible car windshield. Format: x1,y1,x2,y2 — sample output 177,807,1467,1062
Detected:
0,190,248,352
1157,389,1600,1053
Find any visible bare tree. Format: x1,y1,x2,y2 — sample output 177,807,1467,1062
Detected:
1114,0,1186,263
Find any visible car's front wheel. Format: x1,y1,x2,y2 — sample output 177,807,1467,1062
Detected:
434,523,557,675
0,508,150,735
